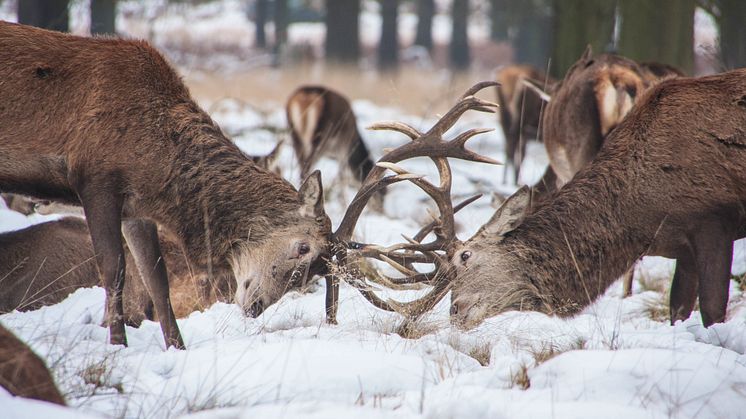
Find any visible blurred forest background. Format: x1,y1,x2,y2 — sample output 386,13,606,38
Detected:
2,0,745,112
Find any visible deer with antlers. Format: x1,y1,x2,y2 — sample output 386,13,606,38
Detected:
0,22,331,349
446,69,746,329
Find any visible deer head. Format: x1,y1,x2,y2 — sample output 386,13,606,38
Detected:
232,171,332,317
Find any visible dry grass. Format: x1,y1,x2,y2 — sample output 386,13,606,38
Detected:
467,343,492,367
510,364,530,390
184,65,499,115
642,293,670,322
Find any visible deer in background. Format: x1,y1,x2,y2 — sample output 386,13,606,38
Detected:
0,22,332,349
448,69,746,329
543,47,684,187
0,217,233,322
495,65,553,184
286,85,384,207
0,324,66,405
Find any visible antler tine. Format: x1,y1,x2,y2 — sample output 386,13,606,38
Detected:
335,172,424,243
368,121,423,141
427,83,500,138
413,193,482,242
460,81,501,99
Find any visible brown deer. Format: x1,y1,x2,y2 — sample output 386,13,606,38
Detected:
539,48,684,295
447,69,746,329
0,22,331,349
543,47,683,187
0,324,66,405
0,217,232,322
495,65,553,184
286,86,382,203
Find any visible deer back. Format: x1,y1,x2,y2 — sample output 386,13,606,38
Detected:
543,51,651,185
286,85,369,179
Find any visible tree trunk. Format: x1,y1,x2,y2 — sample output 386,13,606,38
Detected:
90,0,116,35
550,0,615,78
378,0,399,70
717,0,746,69
450,0,470,70
273,0,288,66
617,0,695,74
255,0,268,49
325,0,361,64
18,0,70,32
489,0,509,42
414,0,434,51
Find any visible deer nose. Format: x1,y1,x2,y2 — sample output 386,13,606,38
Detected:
450,302,459,316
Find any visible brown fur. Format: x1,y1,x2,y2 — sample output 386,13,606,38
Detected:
0,22,331,348
286,85,377,186
542,48,683,187
0,217,232,322
495,65,553,184
0,323,66,405
450,69,746,329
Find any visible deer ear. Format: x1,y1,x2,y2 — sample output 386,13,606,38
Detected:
299,170,325,217
481,186,531,236
581,44,593,61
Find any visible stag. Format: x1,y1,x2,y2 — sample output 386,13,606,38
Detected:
0,22,331,349
448,69,746,329
320,83,501,322
495,65,553,184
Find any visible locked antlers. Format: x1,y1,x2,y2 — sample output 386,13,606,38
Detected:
324,82,501,320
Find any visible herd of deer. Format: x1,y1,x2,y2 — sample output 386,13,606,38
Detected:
0,21,744,406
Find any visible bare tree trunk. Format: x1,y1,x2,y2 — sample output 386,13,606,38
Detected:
378,0,399,70
550,0,615,78
450,0,470,70
90,0,116,35
617,0,695,74
489,0,509,41
717,0,746,69
273,0,288,66
255,0,268,49
325,0,361,64
18,0,70,32
414,0,435,51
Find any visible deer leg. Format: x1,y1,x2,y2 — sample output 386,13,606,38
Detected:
693,229,733,327
77,183,127,346
122,219,185,349
669,248,698,324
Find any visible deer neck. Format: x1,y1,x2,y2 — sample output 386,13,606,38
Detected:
501,157,661,315
148,105,301,273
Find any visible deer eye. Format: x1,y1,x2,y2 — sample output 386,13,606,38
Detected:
460,251,471,263
298,243,311,256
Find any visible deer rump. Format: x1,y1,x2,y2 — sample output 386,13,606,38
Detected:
286,85,375,185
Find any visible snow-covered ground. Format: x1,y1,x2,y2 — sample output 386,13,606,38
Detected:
2,98,746,419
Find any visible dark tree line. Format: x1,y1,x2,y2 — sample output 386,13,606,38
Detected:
17,0,117,35
15,0,746,73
